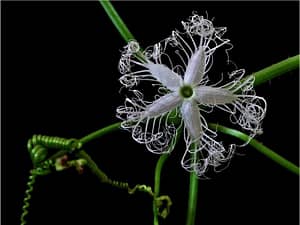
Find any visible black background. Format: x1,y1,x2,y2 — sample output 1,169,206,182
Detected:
2,1,299,225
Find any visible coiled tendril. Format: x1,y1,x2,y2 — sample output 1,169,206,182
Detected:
27,134,82,166
20,170,38,225
21,135,83,225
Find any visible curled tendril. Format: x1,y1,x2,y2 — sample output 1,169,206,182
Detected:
155,195,173,219
27,134,83,168
20,172,37,225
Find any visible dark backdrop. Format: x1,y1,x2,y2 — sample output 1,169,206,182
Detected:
2,1,299,225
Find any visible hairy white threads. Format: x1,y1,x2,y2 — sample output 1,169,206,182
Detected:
117,13,267,178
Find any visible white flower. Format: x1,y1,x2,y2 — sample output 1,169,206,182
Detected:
117,14,267,178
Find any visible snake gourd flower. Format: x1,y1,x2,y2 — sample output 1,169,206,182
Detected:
117,14,267,178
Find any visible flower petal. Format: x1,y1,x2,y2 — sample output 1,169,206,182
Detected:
194,86,237,105
144,92,182,118
146,62,183,91
180,100,202,140
183,47,206,86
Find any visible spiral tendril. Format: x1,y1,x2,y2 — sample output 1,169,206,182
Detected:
27,135,82,166
20,172,37,225
108,179,129,190
155,195,172,219
107,179,154,196
21,134,82,225
30,135,81,150
76,150,154,196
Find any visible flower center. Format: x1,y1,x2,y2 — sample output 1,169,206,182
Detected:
179,85,194,99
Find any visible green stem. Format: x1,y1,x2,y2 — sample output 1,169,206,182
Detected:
186,172,198,225
153,128,182,225
80,122,121,144
153,154,169,225
154,155,169,199
186,143,199,225
249,54,299,87
76,150,109,182
99,0,135,42
209,123,299,175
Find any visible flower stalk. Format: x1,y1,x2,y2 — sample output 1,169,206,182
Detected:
251,55,299,87
99,0,135,42
209,123,299,175
186,172,198,225
153,128,182,225
153,154,169,225
80,122,121,144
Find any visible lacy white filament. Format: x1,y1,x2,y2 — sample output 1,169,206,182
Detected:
117,13,267,178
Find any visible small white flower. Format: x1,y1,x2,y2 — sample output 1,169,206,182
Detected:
117,14,267,178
